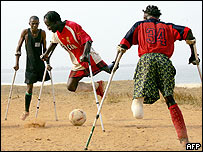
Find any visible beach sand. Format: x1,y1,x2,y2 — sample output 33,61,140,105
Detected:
1,80,202,151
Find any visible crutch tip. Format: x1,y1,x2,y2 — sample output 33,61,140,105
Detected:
84,147,88,150
103,130,105,132
5,118,7,121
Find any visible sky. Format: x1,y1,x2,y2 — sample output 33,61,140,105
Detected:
1,1,202,70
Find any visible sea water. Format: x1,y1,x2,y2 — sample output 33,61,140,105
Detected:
1,64,202,85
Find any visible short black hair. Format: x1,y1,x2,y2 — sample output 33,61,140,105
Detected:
44,11,61,22
29,16,39,22
143,5,162,18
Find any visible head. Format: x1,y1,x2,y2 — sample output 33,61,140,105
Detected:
44,11,62,33
143,5,162,20
29,16,39,30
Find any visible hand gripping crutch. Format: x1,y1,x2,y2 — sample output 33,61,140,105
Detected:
5,70,17,120
84,51,124,150
88,50,105,132
193,43,202,83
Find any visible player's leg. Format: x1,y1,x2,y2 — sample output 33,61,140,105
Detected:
165,95,189,147
157,54,189,147
90,48,116,74
67,77,100,92
132,53,160,119
67,66,104,97
21,83,33,120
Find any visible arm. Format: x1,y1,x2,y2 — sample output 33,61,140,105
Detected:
13,29,27,71
40,42,58,61
41,30,48,63
115,22,139,62
185,30,200,65
79,40,92,62
41,30,52,71
41,30,47,54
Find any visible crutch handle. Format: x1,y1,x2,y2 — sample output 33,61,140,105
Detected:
112,52,124,73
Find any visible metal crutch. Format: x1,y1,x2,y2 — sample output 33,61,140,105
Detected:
35,65,48,118
84,51,124,150
5,70,17,120
193,43,202,83
35,64,58,121
88,49,105,132
49,70,58,121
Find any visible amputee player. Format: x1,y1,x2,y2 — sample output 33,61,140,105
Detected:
14,16,52,120
41,11,116,98
115,5,200,147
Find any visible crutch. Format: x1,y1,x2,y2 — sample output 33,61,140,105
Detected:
84,51,124,150
35,50,58,120
4,70,17,120
35,65,48,118
87,49,105,132
49,70,58,121
193,43,202,83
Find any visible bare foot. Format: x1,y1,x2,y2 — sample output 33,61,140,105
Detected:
21,112,29,121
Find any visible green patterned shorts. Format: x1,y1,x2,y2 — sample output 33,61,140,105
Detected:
133,53,176,104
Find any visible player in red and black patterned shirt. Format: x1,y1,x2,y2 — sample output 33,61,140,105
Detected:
115,5,200,147
41,11,116,98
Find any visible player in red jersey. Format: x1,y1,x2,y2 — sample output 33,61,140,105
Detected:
115,5,200,147
41,11,115,98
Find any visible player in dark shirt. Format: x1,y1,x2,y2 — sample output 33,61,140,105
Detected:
115,5,200,147
14,16,52,120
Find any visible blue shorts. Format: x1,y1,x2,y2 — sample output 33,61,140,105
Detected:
133,53,176,104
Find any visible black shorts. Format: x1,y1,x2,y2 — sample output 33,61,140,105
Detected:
25,70,50,84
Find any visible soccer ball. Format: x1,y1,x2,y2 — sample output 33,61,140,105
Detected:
69,109,86,126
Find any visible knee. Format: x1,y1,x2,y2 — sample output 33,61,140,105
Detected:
164,95,176,108
67,84,77,92
27,88,32,94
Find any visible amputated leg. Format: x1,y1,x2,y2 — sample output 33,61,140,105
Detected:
67,77,100,92
76,81,99,92
131,97,144,119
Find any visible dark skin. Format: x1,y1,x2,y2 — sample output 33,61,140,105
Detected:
42,18,96,91
14,18,52,94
